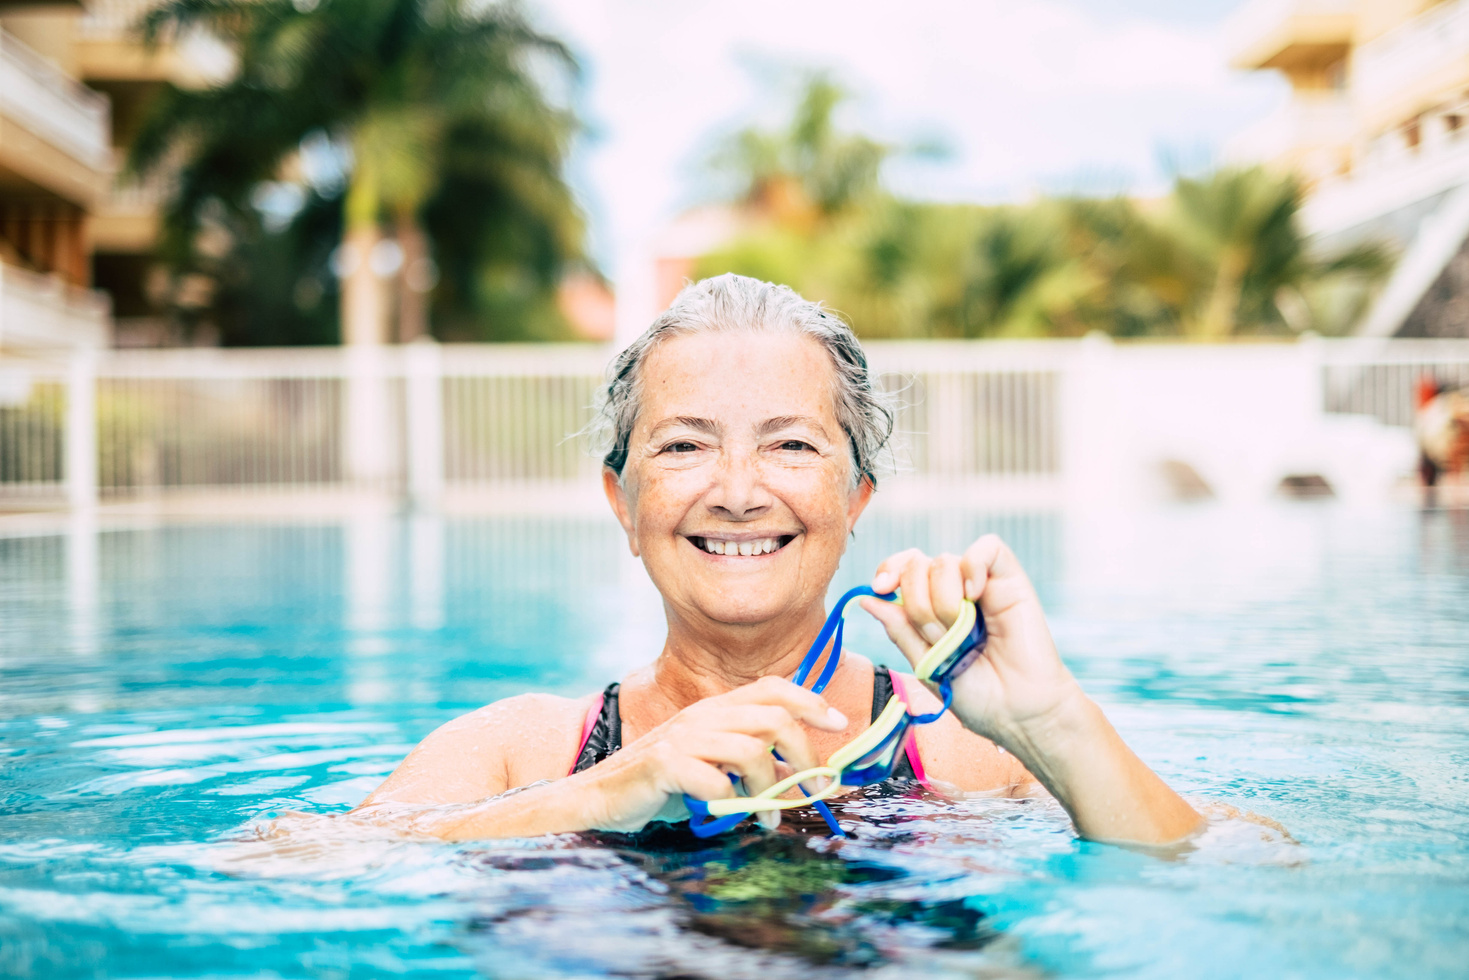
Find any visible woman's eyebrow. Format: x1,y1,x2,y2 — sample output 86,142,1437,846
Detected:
648,416,720,438
757,415,828,437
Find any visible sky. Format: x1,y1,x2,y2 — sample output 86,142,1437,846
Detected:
530,0,1288,331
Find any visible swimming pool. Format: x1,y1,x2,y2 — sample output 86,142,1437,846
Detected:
2,503,1466,978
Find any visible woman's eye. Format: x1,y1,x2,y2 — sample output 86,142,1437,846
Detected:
779,440,814,452
664,442,699,454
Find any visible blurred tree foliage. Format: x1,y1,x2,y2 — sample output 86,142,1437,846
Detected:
131,0,588,345
696,78,1390,339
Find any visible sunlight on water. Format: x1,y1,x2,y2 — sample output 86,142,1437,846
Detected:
1,503,1466,978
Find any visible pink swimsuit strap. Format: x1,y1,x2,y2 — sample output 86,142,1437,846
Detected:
568,693,605,778
888,672,934,789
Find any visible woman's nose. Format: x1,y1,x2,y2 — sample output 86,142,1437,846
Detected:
705,448,772,519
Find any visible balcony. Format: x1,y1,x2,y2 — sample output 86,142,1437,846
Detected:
0,29,111,206
1227,94,1356,182
75,0,232,86
0,261,110,352
1301,122,1469,239
1227,0,1356,74
92,150,172,253
1354,0,1469,129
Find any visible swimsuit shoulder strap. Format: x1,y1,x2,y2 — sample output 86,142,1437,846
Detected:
569,682,622,776
871,664,895,723
884,669,930,788
874,665,922,784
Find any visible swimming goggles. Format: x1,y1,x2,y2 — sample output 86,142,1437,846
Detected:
684,585,987,838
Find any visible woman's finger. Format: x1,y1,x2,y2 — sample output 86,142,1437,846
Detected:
668,755,745,806
695,704,822,774
684,730,778,785
859,595,930,667
871,547,926,595
959,534,1036,610
680,730,787,830
896,552,945,646
718,676,848,731
929,552,966,628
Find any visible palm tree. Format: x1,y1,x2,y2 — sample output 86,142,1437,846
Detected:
709,74,889,227
1164,167,1388,338
131,0,584,345
959,205,1097,338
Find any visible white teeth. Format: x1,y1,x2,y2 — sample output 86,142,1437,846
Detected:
699,536,783,555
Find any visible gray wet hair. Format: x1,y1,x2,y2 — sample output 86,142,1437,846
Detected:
594,274,895,488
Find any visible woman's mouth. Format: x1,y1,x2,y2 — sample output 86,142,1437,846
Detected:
688,535,796,557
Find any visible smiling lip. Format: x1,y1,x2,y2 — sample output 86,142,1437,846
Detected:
687,534,797,557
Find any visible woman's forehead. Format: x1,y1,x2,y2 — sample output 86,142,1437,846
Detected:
636,331,840,428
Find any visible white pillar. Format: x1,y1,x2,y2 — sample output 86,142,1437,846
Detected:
343,344,394,488
928,372,965,477
405,339,444,510
344,515,395,705
65,351,97,511
344,515,393,635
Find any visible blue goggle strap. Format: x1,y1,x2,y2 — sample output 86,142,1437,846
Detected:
793,585,896,694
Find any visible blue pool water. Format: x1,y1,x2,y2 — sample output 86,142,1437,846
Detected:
1,503,1466,978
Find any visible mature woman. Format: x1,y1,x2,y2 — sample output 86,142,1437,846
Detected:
353,275,1203,845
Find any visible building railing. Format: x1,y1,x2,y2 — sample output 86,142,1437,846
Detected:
0,262,111,353
2,338,1465,510
0,29,111,169
1227,96,1355,183
1354,0,1469,120
77,0,163,37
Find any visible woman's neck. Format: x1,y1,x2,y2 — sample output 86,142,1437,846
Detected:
651,605,830,708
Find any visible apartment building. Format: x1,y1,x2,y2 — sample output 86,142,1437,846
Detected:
1229,0,1469,337
0,0,216,355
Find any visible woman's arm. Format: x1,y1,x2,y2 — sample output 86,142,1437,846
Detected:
863,536,1204,846
328,677,847,841
357,694,590,808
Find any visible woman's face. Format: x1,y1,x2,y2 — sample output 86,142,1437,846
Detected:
605,330,872,630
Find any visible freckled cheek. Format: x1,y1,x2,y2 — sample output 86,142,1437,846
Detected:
627,467,703,538
762,467,852,540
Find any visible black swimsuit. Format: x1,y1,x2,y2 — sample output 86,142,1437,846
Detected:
570,665,917,782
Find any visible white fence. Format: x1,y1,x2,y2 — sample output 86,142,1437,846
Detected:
2,338,1467,510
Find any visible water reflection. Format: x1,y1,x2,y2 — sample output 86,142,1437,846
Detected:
458,814,1008,978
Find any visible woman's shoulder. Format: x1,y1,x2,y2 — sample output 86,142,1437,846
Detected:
362,690,604,807
442,690,598,737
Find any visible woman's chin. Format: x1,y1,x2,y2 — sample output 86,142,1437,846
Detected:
683,574,806,626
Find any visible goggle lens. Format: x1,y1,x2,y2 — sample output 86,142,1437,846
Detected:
838,714,914,785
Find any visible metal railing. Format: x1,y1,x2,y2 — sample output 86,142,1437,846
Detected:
2,338,1465,509
865,342,1062,478
1322,338,1469,427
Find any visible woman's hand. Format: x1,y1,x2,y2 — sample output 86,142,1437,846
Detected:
861,534,1080,745
862,535,1204,846
574,675,848,833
